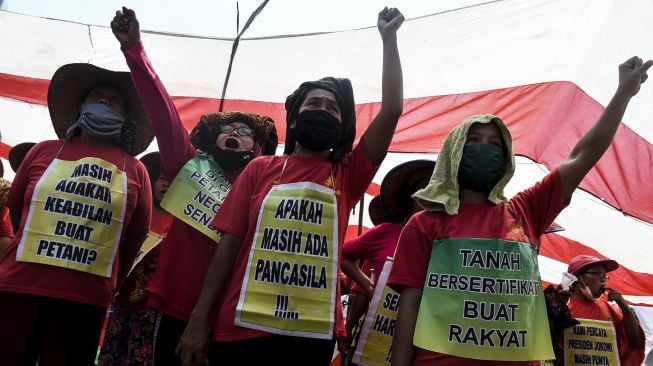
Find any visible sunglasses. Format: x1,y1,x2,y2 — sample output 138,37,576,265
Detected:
582,271,610,280
219,124,254,137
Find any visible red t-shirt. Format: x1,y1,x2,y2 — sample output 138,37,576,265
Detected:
210,142,379,341
343,222,401,292
124,41,240,322
568,297,645,366
388,170,566,366
0,139,151,307
0,207,12,238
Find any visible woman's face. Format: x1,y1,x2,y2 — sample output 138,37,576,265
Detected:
215,122,256,152
465,122,505,154
153,174,169,205
577,264,608,298
83,85,127,115
297,89,342,123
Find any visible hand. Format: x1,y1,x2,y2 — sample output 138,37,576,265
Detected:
337,335,352,354
364,280,374,298
554,285,572,304
617,56,653,97
377,7,404,39
176,314,210,366
358,274,374,298
607,288,629,309
111,6,141,50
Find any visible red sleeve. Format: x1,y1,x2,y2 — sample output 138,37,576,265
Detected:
342,223,393,261
209,157,260,239
507,169,567,242
123,161,152,237
123,41,196,179
343,138,381,208
6,141,42,216
609,304,646,365
387,213,433,291
0,207,12,238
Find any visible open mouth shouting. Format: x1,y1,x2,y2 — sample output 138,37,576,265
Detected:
224,137,240,150
215,122,256,152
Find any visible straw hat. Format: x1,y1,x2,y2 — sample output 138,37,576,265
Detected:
367,196,387,226
8,142,36,173
372,160,436,224
47,63,153,155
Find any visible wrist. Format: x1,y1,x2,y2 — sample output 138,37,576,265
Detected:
381,32,398,43
613,87,635,102
121,39,140,51
189,307,210,322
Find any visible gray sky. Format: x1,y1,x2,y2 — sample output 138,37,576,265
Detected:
1,0,490,38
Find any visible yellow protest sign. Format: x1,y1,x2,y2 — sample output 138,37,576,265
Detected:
564,318,619,366
236,182,338,339
17,157,126,277
353,258,397,366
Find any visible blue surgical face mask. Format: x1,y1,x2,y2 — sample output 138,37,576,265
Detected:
66,103,125,141
457,144,505,194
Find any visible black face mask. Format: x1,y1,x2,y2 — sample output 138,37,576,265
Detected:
458,144,505,194
211,147,254,171
292,110,341,151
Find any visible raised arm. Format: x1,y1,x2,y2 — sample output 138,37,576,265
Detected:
111,7,195,178
362,7,404,165
557,57,652,201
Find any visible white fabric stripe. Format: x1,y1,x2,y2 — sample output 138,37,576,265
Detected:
2,0,653,142
2,89,651,278
0,97,57,147
348,155,653,275
1,0,652,301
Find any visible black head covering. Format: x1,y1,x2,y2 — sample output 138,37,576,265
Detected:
139,151,163,193
284,77,356,162
9,142,36,173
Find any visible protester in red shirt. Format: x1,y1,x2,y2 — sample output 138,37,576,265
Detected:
177,7,405,366
0,62,153,365
563,255,645,366
112,8,278,365
388,57,651,365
